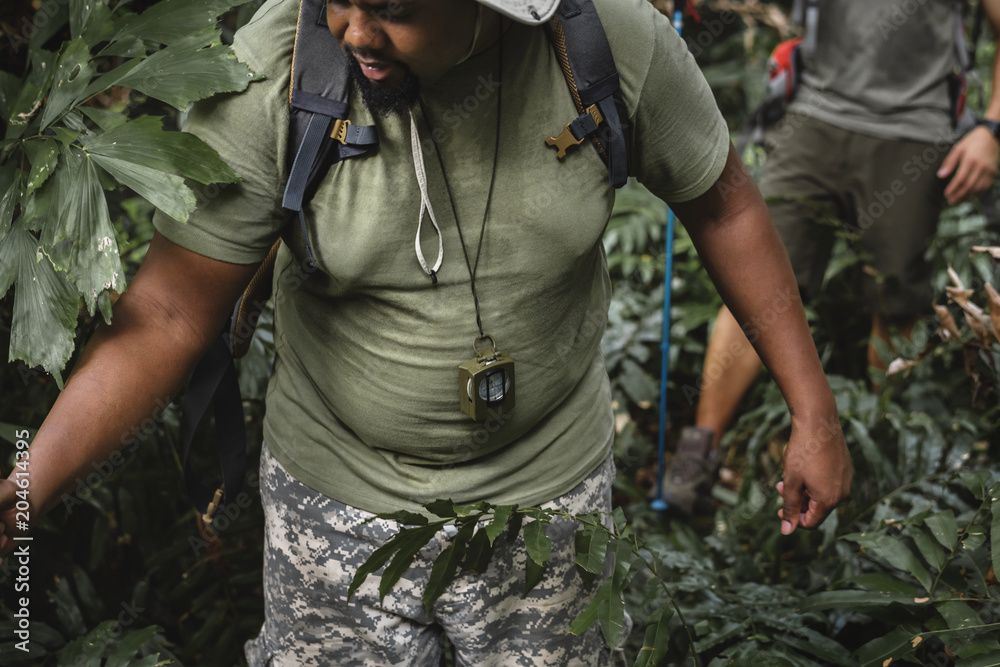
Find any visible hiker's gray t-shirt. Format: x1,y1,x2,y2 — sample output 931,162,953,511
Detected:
790,0,959,142
153,0,730,514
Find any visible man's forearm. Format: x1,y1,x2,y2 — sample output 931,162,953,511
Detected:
22,293,214,517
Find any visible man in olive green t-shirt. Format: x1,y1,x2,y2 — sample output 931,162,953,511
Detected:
0,0,853,663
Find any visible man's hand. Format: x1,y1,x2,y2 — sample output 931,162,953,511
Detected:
777,416,853,534
938,125,1000,205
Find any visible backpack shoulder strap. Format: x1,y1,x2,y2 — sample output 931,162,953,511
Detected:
545,0,631,188
282,0,378,266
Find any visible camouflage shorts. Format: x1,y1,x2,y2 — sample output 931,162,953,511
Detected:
245,442,630,666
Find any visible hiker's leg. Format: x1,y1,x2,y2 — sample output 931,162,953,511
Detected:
245,442,445,667
694,305,762,450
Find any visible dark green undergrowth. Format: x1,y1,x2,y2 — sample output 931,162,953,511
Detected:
2,1,1000,666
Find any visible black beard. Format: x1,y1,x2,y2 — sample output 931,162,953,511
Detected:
346,54,421,116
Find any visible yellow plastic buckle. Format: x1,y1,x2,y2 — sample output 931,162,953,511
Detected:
330,119,353,145
545,104,604,159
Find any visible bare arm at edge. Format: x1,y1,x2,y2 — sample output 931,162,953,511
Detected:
939,0,1000,204
669,144,853,534
0,231,258,558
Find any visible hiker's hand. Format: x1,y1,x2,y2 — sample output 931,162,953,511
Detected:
939,125,1000,205
777,416,852,535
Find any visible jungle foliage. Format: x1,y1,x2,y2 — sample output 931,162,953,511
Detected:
1,0,999,666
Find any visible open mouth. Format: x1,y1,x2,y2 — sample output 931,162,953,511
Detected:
352,55,395,83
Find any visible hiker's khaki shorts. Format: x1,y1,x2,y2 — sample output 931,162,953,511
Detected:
760,113,948,315
244,442,628,666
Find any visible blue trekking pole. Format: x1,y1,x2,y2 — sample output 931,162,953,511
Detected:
651,4,684,512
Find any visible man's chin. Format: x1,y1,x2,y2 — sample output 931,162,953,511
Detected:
347,56,420,116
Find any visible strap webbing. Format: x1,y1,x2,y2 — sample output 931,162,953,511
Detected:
179,331,247,519
552,0,630,188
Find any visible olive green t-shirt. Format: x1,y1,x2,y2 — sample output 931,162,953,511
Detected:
790,0,959,142
154,0,730,514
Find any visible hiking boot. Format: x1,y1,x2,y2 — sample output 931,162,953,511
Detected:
661,426,720,516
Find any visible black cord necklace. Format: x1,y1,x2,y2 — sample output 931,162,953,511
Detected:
420,21,515,422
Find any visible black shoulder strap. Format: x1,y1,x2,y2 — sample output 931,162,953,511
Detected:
546,0,631,188
282,0,378,267
180,0,377,526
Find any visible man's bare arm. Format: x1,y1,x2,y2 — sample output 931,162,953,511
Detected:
669,144,853,533
0,231,258,555
939,0,1000,204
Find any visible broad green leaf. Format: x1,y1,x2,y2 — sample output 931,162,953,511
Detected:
848,574,918,595
128,656,161,667
0,226,79,378
49,577,88,638
905,525,948,571
598,574,626,652
781,630,855,666
523,520,552,593
378,525,439,603
854,625,922,667
70,0,99,40
0,71,20,119
525,554,545,593
798,590,932,612
80,107,129,132
936,600,980,632
462,526,495,573
524,520,552,567
79,2,115,48
963,526,988,552
77,57,145,103
505,511,524,546
575,523,609,575
45,148,124,313
425,499,458,518
849,533,933,592
423,521,475,614
569,579,612,636
348,532,407,601
958,649,1000,666
71,565,105,623
611,537,638,594
22,176,58,233
924,509,959,551
41,38,95,130
93,155,198,224
611,507,627,534
51,126,82,146
24,137,60,197
112,0,255,45
633,607,672,667
117,28,256,110
5,81,44,142
83,116,240,185
485,505,515,545
0,162,20,234
991,481,1000,581
959,470,992,499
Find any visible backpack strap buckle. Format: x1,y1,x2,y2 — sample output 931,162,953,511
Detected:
330,118,353,145
545,103,604,158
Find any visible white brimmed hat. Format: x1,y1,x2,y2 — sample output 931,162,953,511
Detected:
476,0,561,25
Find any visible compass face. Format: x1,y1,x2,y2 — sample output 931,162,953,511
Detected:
478,368,509,405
